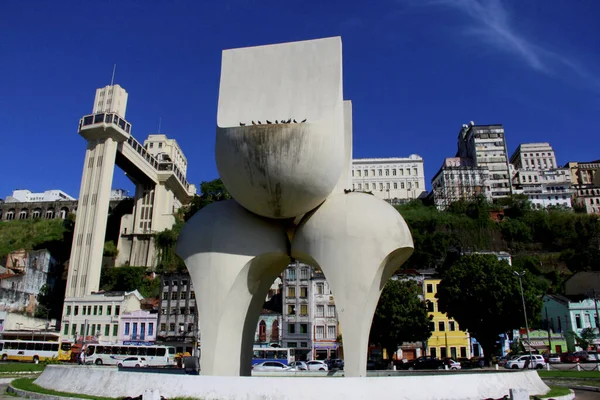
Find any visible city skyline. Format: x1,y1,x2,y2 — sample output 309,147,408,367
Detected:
1,0,599,198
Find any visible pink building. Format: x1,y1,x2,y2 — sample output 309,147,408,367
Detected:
119,310,158,344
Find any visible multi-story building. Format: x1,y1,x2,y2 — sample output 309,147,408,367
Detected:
512,168,573,209
144,134,189,177
431,157,490,209
119,309,158,344
351,156,427,204
156,273,198,355
543,294,600,351
457,122,511,199
255,310,282,347
510,143,558,171
0,249,58,314
424,278,471,360
93,84,128,116
282,261,312,360
61,290,143,344
4,189,76,203
311,269,339,360
565,160,600,214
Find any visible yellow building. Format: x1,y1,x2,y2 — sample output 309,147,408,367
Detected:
425,278,471,360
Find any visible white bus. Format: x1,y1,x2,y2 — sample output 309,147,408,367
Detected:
84,344,176,366
0,340,72,363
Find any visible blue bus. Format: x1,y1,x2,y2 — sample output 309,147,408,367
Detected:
252,347,295,365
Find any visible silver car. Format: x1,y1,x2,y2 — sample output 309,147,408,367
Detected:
252,361,290,372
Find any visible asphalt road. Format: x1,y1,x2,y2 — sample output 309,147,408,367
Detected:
574,389,600,399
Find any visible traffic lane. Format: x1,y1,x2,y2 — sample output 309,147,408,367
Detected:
574,389,600,399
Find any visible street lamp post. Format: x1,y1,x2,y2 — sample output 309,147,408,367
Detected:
514,271,533,367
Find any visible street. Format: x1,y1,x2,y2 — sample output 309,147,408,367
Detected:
574,390,600,399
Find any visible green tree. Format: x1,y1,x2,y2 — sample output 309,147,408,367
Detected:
103,241,118,258
574,327,596,351
370,279,432,361
436,254,543,363
183,178,231,221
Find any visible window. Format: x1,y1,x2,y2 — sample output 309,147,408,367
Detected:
576,314,582,329
438,321,445,332
149,323,154,336
430,347,437,358
393,169,397,176
327,305,335,317
300,287,308,298
379,183,383,191
385,169,389,176
449,321,456,331
191,291,196,299
63,323,69,335
300,323,308,334
427,301,434,312
98,306,103,315
426,283,434,293
74,306,79,316
440,347,447,359
82,306,87,316
172,292,178,300
181,292,187,300
300,268,309,280
401,182,405,189
169,323,176,332
415,182,419,189
460,347,467,358
287,287,296,297
327,325,336,338
113,324,118,336
300,304,308,316
357,170,361,176
316,326,324,339
158,143,163,148
93,306,98,315
66,306,71,316
413,168,418,175
317,283,324,294
287,269,296,280
316,305,324,317
107,305,112,315
160,323,166,332
104,325,110,336
288,324,296,334
287,305,296,315
393,183,398,189
407,168,411,176
378,169,382,176
430,322,435,332
115,306,120,315
125,323,130,335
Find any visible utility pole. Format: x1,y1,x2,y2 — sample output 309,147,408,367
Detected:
545,306,552,354
514,271,533,368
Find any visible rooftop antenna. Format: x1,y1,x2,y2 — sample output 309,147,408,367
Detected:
158,117,162,133
110,64,117,86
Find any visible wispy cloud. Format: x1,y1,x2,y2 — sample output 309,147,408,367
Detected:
419,0,599,90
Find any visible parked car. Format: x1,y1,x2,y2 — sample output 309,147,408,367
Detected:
505,355,546,369
574,351,599,362
117,356,147,368
306,360,329,371
543,353,561,364
401,356,445,370
289,361,308,371
252,361,291,372
561,353,580,363
443,358,462,370
325,359,344,370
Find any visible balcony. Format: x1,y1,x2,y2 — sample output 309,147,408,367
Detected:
79,112,131,136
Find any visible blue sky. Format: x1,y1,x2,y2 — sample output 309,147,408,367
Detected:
1,0,599,199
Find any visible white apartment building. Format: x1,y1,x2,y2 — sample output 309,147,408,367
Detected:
512,168,573,209
93,84,128,117
573,187,600,214
510,143,557,171
351,155,426,204
431,157,491,209
311,270,339,360
457,122,511,199
566,161,600,214
144,134,189,176
61,290,143,344
282,261,312,360
5,189,76,203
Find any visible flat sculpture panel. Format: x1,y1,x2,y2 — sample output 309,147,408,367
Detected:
216,37,345,219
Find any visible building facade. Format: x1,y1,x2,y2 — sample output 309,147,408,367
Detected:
156,273,199,355
282,261,312,360
510,143,558,171
0,249,58,314
4,189,76,203
60,290,143,344
311,270,339,360
351,156,427,204
512,168,573,209
565,161,600,214
431,157,490,209
543,294,600,351
255,310,282,347
424,278,471,360
119,309,158,344
457,122,511,199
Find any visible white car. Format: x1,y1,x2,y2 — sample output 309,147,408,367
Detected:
252,361,291,372
505,355,546,370
289,361,308,371
117,356,147,368
445,359,462,370
306,360,329,371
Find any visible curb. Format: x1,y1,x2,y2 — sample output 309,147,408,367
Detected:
0,371,43,375
7,383,83,400
567,385,600,392
532,389,575,400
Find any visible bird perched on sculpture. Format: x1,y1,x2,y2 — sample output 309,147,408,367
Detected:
240,122,246,126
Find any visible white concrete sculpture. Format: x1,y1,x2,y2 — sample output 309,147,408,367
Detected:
177,36,414,378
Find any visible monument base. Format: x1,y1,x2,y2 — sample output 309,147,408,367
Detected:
35,365,549,400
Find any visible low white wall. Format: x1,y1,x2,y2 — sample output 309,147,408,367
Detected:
35,365,550,400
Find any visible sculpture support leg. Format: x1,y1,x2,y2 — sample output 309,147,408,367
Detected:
292,193,414,377
177,200,290,376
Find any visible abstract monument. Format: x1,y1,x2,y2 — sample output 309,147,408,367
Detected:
176,37,414,377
